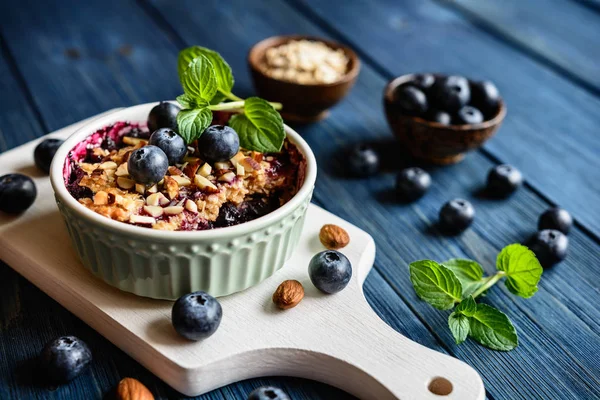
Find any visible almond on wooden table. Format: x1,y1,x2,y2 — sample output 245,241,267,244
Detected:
116,377,154,400
272,280,304,309
319,224,350,250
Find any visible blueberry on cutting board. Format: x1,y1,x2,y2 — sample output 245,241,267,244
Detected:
172,291,223,341
439,199,475,234
0,173,37,214
538,207,573,235
34,138,64,174
40,336,92,384
147,101,181,132
309,250,352,294
527,229,568,267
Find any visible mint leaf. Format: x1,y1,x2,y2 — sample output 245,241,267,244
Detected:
443,258,486,298
409,260,462,310
448,312,470,344
468,303,518,351
180,54,217,103
176,106,212,144
496,244,543,298
456,296,477,316
176,94,199,109
178,46,234,96
229,97,285,152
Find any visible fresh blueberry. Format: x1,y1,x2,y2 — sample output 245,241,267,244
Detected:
486,164,523,197
197,125,240,163
427,109,452,125
248,386,290,400
455,106,484,125
148,101,181,133
439,199,475,234
34,138,64,174
431,75,470,111
470,80,500,115
127,145,169,184
394,86,428,116
40,336,92,384
538,207,573,235
527,229,568,267
149,128,187,165
309,250,352,294
0,174,37,214
347,144,379,177
396,167,431,201
411,74,436,92
171,291,222,341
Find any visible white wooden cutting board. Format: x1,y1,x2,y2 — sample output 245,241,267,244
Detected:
0,111,485,399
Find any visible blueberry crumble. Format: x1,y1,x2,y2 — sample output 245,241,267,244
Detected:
63,116,305,231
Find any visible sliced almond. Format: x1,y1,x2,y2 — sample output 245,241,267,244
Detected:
185,199,198,213
198,163,212,177
164,206,184,215
214,161,231,170
171,175,191,186
117,177,135,190
236,163,245,176
123,136,148,146
115,163,129,177
146,184,158,194
93,191,109,205
129,215,156,225
218,171,236,183
230,152,245,166
251,151,264,162
135,183,146,195
168,166,183,176
146,192,169,206
143,205,164,218
241,157,261,171
164,176,179,199
194,174,218,191
99,161,118,170
183,160,201,178
184,156,200,163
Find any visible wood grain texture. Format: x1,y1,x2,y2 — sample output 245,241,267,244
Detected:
0,0,597,399
293,0,600,237
0,126,484,398
451,0,600,93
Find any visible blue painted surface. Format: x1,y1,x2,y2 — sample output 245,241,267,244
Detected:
0,0,599,399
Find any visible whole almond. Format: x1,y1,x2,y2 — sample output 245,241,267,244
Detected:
116,377,154,400
272,280,304,309
319,224,350,250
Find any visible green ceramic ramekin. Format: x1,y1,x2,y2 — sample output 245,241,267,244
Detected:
50,102,317,300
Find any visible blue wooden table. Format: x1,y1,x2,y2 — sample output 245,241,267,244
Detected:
0,0,599,399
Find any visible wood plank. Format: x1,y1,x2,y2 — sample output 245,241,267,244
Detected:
146,1,600,399
293,0,600,238
451,0,600,92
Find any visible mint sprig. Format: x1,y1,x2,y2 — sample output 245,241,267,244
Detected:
175,46,284,152
409,243,542,351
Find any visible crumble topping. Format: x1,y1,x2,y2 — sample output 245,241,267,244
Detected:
64,120,305,231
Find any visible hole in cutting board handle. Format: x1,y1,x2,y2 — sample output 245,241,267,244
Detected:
428,377,453,396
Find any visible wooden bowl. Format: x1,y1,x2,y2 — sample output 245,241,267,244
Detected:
248,35,361,123
383,74,506,165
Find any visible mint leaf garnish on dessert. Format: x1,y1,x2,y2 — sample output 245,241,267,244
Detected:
175,46,284,150
409,244,542,351
229,97,285,153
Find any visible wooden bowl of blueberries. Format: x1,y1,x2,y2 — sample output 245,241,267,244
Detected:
384,73,506,165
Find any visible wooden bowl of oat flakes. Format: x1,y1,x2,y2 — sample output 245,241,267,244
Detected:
249,35,360,123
